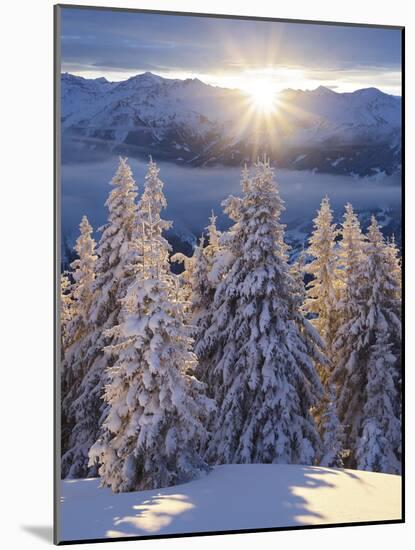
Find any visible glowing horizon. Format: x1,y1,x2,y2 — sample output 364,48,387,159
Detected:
61,8,402,97
64,67,401,97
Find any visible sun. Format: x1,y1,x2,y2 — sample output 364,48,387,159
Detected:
245,80,280,113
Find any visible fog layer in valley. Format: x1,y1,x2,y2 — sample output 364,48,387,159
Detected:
61,155,401,247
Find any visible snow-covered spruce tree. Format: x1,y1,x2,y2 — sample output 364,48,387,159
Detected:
61,216,98,473
204,160,325,465
352,217,401,473
68,216,98,338
171,246,198,306
294,254,343,468
385,235,402,295
193,181,246,392
172,211,231,392
89,159,213,492
190,239,216,382
318,386,344,468
305,196,341,373
355,330,401,473
181,211,230,325
330,203,366,465
385,234,403,410
304,196,344,466
91,157,139,327
201,211,233,299
62,158,139,479
191,213,232,384
60,272,74,354
60,271,75,455
332,213,401,471
138,158,172,278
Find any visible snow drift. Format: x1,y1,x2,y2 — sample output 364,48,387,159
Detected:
60,464,401,541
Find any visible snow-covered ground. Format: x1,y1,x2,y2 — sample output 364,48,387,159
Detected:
60,464,401,542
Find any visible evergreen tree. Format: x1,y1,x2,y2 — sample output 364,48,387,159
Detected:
354,217,401,473
180,211,230,327
193,179,246,391
304,197,344,466
171,246,199,306
62,158,139,478
60,271,75,456
69,216,98,339
318,386,344,468
305,196,341,371
335,203,366,314
203,160,325,465
91,157,139,327
61,216,98,475
138,158,172,279
90,159,213,492
333,214,401,471
385,234,403,408
60,272,74,353
331,203,366,462
192,213,232,383
202,211,232,294
385,235,402,293
172,211,232,392
355,330,401,473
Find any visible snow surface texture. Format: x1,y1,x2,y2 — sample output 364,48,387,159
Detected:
60,464,401,541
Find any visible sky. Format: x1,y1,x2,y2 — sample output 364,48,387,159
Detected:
60,7,402,95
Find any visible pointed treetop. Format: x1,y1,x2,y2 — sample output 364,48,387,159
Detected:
110,156,134,185
367,215,384,244
370,214,378,226
345,202,353,213
73,215,96,259
313,195,335,223
250,158,286,218
259,152,270,165
341,202,364,238
141,157,169,214
144,156,164,188
344,202,358,220
104,157,138,220
79,214,93,234
241,163,251,193
199,232,206,248
206,211,220,248
321,195,331,210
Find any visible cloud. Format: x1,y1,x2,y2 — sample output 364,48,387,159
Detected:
59,6,402,93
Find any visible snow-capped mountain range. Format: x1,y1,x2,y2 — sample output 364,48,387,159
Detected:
61,72,402,176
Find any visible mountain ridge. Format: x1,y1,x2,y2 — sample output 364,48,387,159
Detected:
61,71,401,98
61,72,401,176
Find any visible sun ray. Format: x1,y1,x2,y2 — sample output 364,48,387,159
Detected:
243,79,280,113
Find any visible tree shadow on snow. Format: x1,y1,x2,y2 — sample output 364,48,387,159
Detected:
61,464,373,540
100,465,339,538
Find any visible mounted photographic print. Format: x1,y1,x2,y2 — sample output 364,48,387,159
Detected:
54,4,404,545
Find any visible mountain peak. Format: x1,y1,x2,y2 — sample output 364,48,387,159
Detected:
351,87,384,98
139,71,163,81
123,71,166,87
62,72,84,81
313,85,336,95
